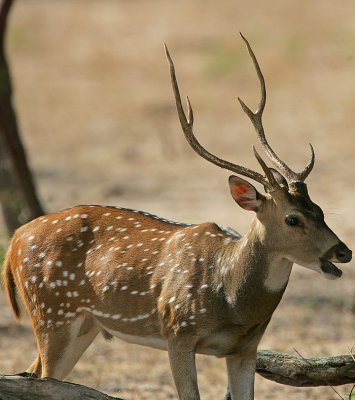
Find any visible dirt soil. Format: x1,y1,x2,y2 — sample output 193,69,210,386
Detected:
0,1,354,399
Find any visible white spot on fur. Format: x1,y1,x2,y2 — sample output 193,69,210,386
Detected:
200,284,209,289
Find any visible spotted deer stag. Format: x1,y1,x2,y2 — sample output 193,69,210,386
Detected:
2,34,352,400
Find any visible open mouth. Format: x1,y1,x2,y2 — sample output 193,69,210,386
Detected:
320,259,343,279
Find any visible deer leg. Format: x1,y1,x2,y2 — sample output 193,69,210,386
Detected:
26,355,42,376
167,337,200,400
39,315,99,379
225,351,256,400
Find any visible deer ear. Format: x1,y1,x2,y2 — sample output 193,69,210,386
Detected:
229,175,263,212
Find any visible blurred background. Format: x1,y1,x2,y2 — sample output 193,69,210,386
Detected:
0,0,354,399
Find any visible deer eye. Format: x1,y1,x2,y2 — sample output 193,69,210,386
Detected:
285,215,300,227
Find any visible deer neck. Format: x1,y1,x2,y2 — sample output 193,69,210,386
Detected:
215,217,293,306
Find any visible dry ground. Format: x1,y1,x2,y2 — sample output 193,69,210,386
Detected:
0,0,355,399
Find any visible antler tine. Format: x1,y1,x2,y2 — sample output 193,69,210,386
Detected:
164,43,273,190
238,33,315,183
252,146,280,189
298,143,315,181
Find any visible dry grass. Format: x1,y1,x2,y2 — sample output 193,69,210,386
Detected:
0,0,354,399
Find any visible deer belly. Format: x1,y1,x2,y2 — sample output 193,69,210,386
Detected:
195,326,261,357
103,327,167,350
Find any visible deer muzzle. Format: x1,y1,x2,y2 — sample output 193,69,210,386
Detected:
320,242,352,279
333,242,352,263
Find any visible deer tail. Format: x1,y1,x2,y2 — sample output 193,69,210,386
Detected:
2,248,21,320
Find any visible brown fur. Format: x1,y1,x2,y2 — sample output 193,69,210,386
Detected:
2,249,21,320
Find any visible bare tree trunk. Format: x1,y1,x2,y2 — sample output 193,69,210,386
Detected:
0,0,44,234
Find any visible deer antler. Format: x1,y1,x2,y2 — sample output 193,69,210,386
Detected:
238,32,315,183
165,43,277,191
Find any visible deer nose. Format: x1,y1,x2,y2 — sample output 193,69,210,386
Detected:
334,242,352,263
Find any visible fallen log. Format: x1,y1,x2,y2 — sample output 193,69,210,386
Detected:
256,350,355,387
0,374,123,400
1,351,354,399
224,350,355,399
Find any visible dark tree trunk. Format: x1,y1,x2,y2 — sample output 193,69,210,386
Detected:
0,0,44,235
